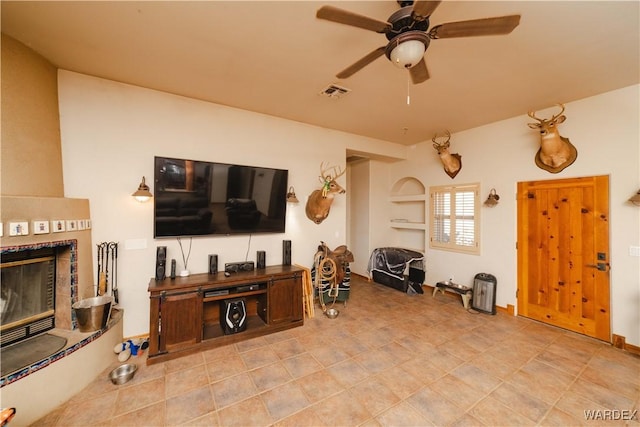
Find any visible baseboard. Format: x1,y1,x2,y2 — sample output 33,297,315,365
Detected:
124,333,149,342
353,272,369,280
612,334,640,356
625,342,640,356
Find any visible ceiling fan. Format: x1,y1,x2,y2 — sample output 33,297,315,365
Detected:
316,1,520,84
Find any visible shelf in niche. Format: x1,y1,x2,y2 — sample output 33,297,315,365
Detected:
389,194,426,202
389,177,427,252
390,221,426,230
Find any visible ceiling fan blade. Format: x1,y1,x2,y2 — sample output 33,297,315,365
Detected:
317,5,392,33
412,1,442,21
429,15,521,39
336,46,386,79
410,58,430,84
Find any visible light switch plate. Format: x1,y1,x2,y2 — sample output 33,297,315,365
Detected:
125,239,147,250
9,221,29,236
630,246,640,257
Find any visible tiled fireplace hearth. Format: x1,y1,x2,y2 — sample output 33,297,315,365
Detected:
0,239,123,387
0,196,123,425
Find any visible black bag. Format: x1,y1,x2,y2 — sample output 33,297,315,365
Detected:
406,267,425,294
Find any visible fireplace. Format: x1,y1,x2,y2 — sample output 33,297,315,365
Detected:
1,247,56,346
0,240,77,348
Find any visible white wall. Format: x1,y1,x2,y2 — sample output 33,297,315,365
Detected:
347,160,370,275
57,71,639,347
377,85,640,346
57,71,404,338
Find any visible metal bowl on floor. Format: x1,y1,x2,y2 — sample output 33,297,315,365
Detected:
325,308,339,319
108,363,138,385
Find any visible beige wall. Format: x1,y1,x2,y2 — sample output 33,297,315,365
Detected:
0,196,95,301
1,33,64,197
0,34,94,304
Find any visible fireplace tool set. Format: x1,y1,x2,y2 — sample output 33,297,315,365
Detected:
96,241,119,303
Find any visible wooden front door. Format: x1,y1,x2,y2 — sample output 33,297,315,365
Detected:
517,175,610,341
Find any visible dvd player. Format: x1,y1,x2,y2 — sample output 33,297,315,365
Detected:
204,283,266,298
204,289,230,298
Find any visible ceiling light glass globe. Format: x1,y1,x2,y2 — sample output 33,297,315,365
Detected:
390,40,425,69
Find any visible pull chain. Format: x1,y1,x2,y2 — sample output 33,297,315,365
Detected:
406,72,411,105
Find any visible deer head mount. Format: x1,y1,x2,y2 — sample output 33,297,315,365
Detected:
305,162,346,224
527,103,577,173
432,130,462,179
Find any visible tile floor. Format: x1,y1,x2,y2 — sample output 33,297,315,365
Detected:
32,276,640,426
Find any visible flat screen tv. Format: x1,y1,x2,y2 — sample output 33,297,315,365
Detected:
154,156,288,238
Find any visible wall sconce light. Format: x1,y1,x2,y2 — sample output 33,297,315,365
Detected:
484,188,500,207
286,186,299,203
629,189,640,206
132,176,153,202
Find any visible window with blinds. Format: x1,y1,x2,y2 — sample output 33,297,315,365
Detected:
429,183,480,254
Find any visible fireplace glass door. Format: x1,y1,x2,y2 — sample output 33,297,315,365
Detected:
1,248,56,346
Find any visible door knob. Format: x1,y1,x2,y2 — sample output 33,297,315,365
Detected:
586,263,609,272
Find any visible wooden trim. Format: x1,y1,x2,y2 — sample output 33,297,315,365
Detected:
612,334,640,356
612,334,625,349
495,304,513,315
625,342,640,356
124,333,150,341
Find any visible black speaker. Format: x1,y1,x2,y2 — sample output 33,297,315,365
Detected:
170,259,176,279
256,251,266,269
220,298,247,334
209,254,218,274
282,240,291,266
155,246,167,281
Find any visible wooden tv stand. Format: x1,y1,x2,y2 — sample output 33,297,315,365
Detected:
147,265,303,365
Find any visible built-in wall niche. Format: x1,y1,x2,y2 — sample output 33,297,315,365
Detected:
389,177,426,252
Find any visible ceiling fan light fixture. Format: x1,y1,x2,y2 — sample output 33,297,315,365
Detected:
390,39,425,69
385,31,430,70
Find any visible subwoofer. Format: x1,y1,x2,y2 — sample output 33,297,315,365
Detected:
155,246,167,281
256,251,266,269
282,240,291,266
220,298,247,334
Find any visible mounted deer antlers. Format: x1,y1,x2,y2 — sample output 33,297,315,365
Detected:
432,130,462,179
527,103,577,173
305,162,346,224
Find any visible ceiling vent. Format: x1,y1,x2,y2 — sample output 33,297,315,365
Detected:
320,84,351,99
